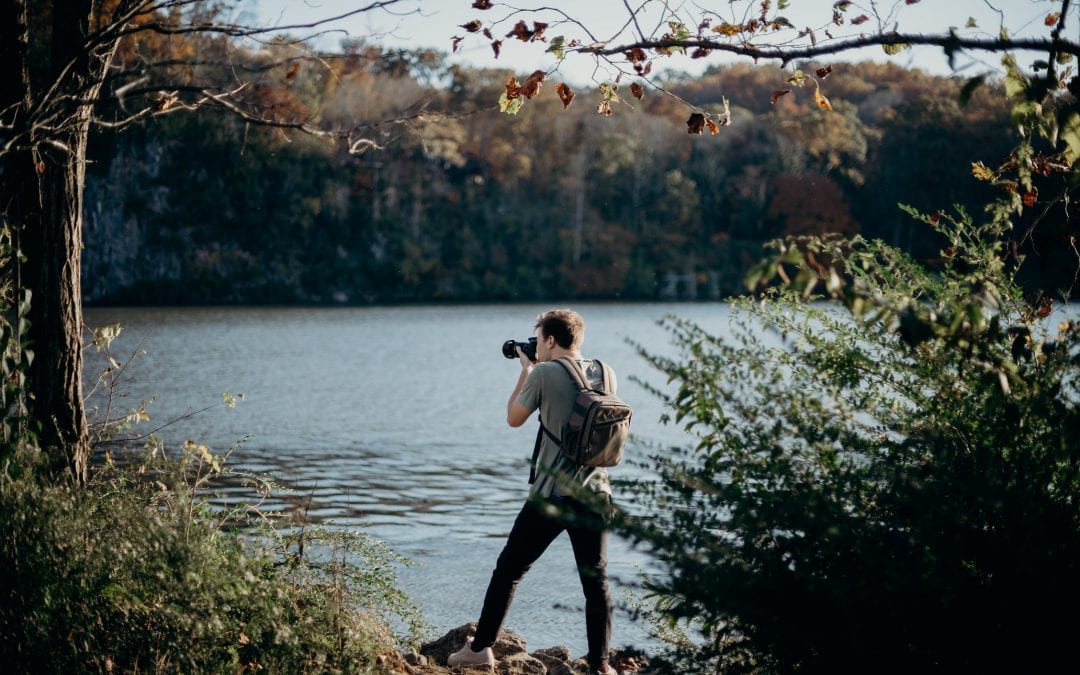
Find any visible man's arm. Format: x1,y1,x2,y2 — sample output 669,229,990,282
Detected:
507,350,535,427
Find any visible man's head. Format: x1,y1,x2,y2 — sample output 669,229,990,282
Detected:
534,309,585,360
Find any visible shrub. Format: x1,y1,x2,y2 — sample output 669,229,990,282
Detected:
619,209,1080,673
0,441,428,674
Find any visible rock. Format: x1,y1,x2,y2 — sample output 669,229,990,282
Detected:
497,652,547,674
528,646,585,675
412,624,651,674
420,623,530,667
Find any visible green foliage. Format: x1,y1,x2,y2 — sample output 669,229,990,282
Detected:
0,441,428,673
621,209,1080,671
0,224,39,474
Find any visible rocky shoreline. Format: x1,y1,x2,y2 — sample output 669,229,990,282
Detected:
380,623,650,674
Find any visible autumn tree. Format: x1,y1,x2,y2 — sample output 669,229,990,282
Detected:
0,0,419,483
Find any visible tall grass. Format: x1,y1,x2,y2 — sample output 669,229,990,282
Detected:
0,441,429,674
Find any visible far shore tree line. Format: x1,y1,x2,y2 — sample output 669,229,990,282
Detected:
83,44,1074,306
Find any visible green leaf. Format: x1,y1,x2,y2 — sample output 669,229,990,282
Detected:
498,92,523,115
1058,111,1080,163
966,17,977,28
787,69,806,86
882,42,910,56
546,35,566,59
778,0,790,8
1058,52,1074,65
1002,54,1027,99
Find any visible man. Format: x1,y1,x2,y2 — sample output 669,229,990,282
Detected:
448,309,616,675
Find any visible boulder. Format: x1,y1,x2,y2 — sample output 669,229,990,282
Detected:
420,623,530,666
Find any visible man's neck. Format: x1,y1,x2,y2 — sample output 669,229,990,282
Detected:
548,347,581,361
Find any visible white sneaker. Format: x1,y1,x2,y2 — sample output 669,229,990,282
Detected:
447,637,495,667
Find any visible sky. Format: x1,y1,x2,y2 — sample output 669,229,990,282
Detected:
242,0,1073,85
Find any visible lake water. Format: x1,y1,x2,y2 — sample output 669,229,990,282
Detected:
83,303,734,656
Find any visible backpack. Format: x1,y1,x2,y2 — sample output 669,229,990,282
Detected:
530,357,632,482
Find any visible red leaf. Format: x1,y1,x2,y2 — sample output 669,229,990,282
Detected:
504,77,522,100
771,89,791,104
1046,12,1062,26
521,70,546,99
506,20,533,41
851,14,869,25
1022,187,1038,208
687,113,706,134
625,47,647,65
556,83,575,109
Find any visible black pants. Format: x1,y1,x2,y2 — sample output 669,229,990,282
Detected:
473,494,613,669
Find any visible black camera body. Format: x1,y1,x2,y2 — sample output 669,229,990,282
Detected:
502,337,538,361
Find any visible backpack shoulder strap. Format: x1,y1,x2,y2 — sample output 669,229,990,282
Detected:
592,359,612,393
552,356,590,391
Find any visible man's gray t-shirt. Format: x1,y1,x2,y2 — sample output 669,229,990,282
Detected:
516,358,616,499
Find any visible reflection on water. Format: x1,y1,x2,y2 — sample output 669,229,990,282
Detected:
84,303,733,655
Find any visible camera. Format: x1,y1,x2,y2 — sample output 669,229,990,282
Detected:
502,337,537,361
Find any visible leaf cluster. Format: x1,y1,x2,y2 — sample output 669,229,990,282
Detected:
619,209,1080,672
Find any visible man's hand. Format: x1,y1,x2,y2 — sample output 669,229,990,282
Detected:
517,346,537,368
507,348,535,427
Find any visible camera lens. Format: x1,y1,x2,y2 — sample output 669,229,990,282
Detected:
502,339,519,359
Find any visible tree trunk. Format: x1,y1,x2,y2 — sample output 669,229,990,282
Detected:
25,139,92,482
9,0,117,483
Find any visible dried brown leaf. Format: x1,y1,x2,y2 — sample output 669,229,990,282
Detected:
556,82,575,109
687,112,706,134
771,89,791,104
630,82,644,100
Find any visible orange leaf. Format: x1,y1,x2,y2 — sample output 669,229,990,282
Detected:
1022,187,1038,208
1046,12,1061,26
687,113,706,134
771,89,791,104
284,61,300,80
35,161,45,174
630,82,644,100
705,118,720,134
556,82,575,109
813,86,832,111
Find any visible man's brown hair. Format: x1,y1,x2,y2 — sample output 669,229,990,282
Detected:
535,309,586,350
